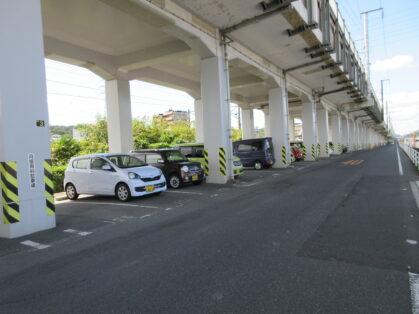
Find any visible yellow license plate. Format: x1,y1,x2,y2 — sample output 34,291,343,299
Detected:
146,185,155,192
192,175,198,181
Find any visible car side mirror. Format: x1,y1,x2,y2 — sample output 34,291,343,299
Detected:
157,159,165,164
102,164,112,171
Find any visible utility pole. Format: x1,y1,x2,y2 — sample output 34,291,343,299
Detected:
361,8,383,81
381,79,390,125
237,106,242,130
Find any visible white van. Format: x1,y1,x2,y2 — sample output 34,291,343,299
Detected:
64,153,167,202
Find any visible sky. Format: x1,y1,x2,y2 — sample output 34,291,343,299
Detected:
336,0,419,135
45,0,418,136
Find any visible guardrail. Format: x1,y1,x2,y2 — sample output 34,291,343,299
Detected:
400,143,419,171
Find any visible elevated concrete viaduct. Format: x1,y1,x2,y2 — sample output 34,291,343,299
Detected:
0,0,390,238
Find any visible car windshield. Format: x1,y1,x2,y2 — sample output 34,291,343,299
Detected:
165,150,187,162
107,155,145,168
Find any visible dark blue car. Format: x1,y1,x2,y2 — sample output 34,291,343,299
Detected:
233,138,275,170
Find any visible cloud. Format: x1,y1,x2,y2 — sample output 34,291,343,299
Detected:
372,55,414,72
386,91,419,135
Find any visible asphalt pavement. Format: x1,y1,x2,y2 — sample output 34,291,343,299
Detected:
0,143,418,313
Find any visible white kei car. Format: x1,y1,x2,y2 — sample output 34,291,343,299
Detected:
64,153,167,202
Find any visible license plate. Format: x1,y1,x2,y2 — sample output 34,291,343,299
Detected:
146,185,155,192
192,175,198,181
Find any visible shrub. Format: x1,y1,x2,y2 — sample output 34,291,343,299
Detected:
52,165,67,193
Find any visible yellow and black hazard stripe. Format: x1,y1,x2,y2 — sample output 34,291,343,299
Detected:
317,144,321,156
219,147,226,176
302,145,307,159
44,159,55,216
281,146,287,166
203,148,209,176
0,161,19,224
325,143,329,154
338,143,341,153
331,143,334,153
311,144,315,159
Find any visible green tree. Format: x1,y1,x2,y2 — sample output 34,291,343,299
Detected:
51,135,81,167
231,128,242,141
76,116,109,154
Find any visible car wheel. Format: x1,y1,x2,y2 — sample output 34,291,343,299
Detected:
169,174,181,189
192,180,203,185
65,183,79,200
254,161,263,170
116,183,131,202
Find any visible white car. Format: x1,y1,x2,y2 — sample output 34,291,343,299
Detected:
64,153,167,202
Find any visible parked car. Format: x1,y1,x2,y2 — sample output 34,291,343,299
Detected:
131,149,204,189
174,143,244,177
64,153,166,202
232,137,275,170
290,142,304,161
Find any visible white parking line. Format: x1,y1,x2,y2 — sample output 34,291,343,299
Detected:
164,190,203,195
76,201,158,209
64,229,92,236
140,214,152,219
410,272,419,314
237,181,261,187
20,240,50,250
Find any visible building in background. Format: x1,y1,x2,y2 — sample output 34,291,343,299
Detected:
157,109,190,123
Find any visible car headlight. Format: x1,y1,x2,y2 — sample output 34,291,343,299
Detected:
128,172,141,180
181,165,189,173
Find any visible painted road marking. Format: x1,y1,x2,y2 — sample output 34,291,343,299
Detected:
409,272,419,314
410,182,419,210
165,208,172,211
407,239,418,245
164,190,203,195
64,229,92,236
21,240,50,250
396,145,404,176
341,160,364,166
75,201,158,209
140,214,151,219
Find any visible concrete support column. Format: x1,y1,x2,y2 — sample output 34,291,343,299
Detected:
341,115,350,151
201,55,233,183
269,82,290,168
288,116,295,142
0,0,55,238
106,79,133,153
348,119,355,152
194,99,204,142
355,122,361,150
263,108,271,137
302,99,317,161
317,106,330,158
330,112,342,154
242,109,255,140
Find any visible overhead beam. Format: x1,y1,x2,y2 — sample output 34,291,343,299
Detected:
128,67,200,97
43,36,116,80
246,95,268,105
319,86,352,97
115,41,191,71
230,75,265,90
284,59,325,73
221,0,296,34
330,71,347,78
